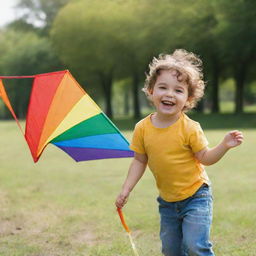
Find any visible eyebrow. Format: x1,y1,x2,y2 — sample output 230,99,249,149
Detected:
156,82,187,89
156,82,169,87
156,82,167,85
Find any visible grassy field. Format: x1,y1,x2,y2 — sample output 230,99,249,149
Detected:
0,117,255,256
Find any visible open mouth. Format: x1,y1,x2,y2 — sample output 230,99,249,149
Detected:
161,100,175,106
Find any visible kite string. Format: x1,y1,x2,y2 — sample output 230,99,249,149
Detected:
0,70,68,80
0,75,35,79
117,208,140,256
127,233,140,256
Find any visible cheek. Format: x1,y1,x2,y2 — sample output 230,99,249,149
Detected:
179,94,189,106
184,91,189,101
177,92,188,100
152,90,163,98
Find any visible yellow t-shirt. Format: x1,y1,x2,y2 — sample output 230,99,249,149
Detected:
130,113,210,202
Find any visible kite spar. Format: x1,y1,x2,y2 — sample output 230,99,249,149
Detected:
0,70,134,162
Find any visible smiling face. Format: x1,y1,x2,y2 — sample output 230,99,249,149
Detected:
151,69,189,119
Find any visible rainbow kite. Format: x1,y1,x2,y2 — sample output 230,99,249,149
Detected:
0,70,134,162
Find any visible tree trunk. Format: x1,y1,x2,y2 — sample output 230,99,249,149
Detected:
98,70,113,118
234,64,247,114
14,89,20,119
124,89,129,116
132,70,141,120
195,100,204,112
211,59,220,113
2,106,11,120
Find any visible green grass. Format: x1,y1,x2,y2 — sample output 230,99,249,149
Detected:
0,118,255,255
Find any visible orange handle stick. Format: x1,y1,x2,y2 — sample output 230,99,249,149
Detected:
117,208,130,233
117,208,140,256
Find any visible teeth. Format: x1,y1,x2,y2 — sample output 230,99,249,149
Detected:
162,101,175,106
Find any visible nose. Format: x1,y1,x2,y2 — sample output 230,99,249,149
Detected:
166,88,174,98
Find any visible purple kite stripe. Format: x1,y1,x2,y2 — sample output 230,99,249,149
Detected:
55,146,134,162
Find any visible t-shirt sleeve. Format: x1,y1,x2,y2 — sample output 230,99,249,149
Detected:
129,122,146,154
189,122,209,153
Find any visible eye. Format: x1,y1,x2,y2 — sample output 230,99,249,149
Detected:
159,86,166,90
176,89,183,93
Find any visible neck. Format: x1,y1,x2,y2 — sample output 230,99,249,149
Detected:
152,112,182,128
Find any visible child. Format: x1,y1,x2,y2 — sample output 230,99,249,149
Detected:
115,49,243,256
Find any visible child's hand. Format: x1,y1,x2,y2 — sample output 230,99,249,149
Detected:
223,130,243,149
115,190,130,209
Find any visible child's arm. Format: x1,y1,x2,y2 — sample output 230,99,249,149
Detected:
115,152,148,208
195,130,243,166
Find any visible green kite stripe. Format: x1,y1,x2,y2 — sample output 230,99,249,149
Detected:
51,113,118,143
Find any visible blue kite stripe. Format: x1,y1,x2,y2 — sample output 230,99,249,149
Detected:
51,133,131,151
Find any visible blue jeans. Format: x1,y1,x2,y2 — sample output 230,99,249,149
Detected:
157,184,215,256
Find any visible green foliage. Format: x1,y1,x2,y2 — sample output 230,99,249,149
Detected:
216,0,256,61
51,0,117,70
1,0,256,117
0,29,61,118
0,30,59,74
16,0,71,34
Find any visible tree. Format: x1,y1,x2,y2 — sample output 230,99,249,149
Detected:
217,0,256,113
0,29,61,118
51,0,130,117
161,0,223,113
15,0,70,35
51,0,188,118
110,0,164,119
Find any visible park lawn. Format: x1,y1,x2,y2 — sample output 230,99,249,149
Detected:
0,121,255,256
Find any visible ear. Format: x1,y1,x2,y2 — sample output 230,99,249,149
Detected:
148,88,153,95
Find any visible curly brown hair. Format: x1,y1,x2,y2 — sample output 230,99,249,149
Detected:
143,49,206,111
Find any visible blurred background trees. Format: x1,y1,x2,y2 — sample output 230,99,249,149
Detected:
0,0,255,119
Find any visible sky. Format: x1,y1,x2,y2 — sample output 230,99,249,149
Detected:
0,0,18,27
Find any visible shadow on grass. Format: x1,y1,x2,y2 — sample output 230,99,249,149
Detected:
113,113,256,130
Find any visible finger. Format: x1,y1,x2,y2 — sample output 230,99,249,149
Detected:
116,199,124,208
116,203,123,209
235,137,243,144
229,130,239,135
236,141,242,146
235,135,244,140
115,196,123,206
233,131,243,136
115,199,120,208
229,131,243,138
116,196,128,208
